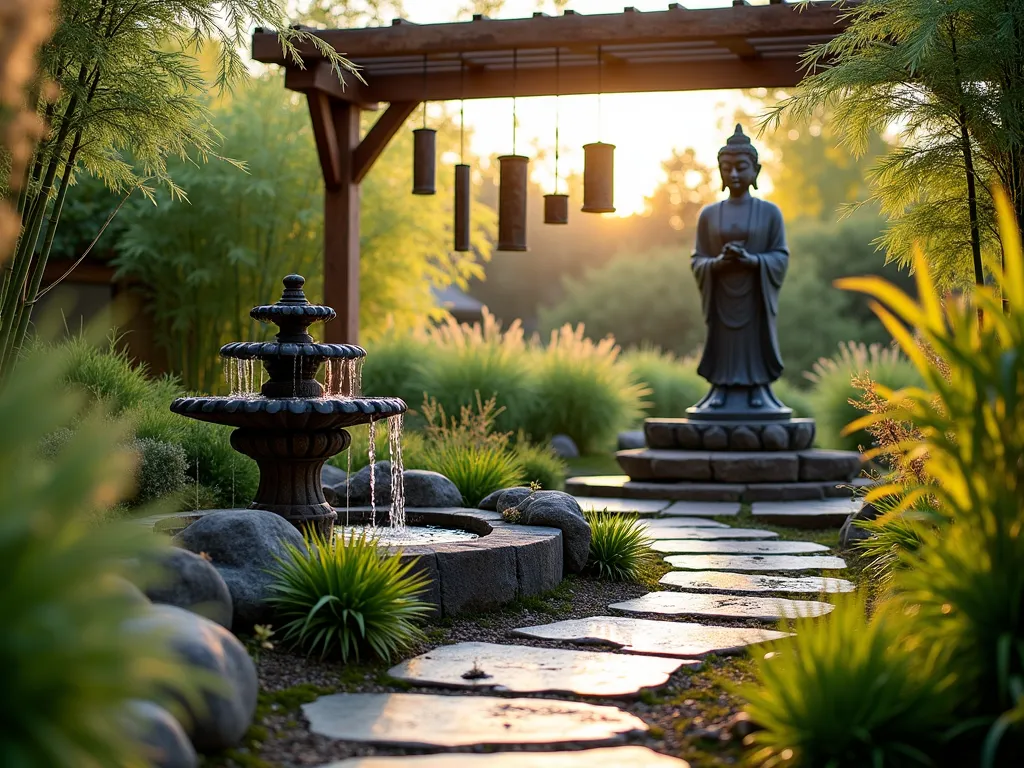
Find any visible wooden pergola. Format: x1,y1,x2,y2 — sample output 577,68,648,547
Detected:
251,2,849,344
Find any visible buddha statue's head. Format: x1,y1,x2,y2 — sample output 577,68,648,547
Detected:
717,124,761,195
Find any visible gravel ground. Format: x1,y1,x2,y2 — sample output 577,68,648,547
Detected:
204,514,850,768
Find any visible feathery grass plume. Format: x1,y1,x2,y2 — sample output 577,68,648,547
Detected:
526,324,649,453
583,510,656,582
266,528,431,662
621,346,708,419
838,191,1024,763
512,433,567,491
0,343,207,767
805,341,922,451
421,311,539,435
741,594,957,768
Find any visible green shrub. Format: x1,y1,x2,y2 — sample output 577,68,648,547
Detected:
359,330,432,411
805,341,921,450
582,510,656,582
130,438,189,505
525,325,648,453
0,347,204,766
771,377,815,420
513,436,567,491
57,334,154,414
622,346,707,419
266,529,431,661
421,442,525,507
179,419,259,509
421,314,539,435
330,421,429,475
741,595,956,768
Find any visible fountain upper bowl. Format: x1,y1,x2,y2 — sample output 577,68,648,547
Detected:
169,395,406,429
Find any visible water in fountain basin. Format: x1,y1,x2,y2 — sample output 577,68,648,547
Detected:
388,414,406,530
338,524,478,546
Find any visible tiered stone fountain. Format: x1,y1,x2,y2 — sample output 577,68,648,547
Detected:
170,275,406,535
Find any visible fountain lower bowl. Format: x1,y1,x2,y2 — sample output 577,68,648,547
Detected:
169,395,406,429
338,523,480,546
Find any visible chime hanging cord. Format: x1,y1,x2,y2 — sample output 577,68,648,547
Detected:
554,48,560,195
421,54,428,128
459,57,465,164
597,45,603,143
512,49,518,155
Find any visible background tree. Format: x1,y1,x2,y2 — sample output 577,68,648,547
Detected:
764,0,1024,291
0,0,354,378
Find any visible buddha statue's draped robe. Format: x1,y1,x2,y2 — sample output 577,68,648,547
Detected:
691,197,789,386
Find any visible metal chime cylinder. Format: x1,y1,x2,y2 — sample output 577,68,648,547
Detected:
454,163,471,252
581,142,616,213
412,128,436,195
497,154,529,251
543,193,569,225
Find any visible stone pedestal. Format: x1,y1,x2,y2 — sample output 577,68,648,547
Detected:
230,427,350,536
586,415,864,507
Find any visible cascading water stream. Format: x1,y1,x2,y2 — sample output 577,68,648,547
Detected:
368,418,377,526
388,414,406,530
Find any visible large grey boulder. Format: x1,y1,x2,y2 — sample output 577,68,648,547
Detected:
333,461,463,508
174,509,305,627
127,605,257,753
479,486,527,511
550,434,580,459
839,501,883,549
321,463,347,489
493,487,535,516
144,548,233,629
126,701,198,768
617,430,646,450
517,491,591,574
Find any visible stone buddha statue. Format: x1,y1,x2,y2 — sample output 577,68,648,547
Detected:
689,125,791,420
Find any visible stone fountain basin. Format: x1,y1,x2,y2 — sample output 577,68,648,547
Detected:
338,507,564,618
169,396,406,429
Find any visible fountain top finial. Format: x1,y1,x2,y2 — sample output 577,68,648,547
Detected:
280,274,307,304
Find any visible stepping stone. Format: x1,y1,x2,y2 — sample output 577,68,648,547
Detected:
752,497,861,529
322,746,692,767
645,528,778,541
610,591,834,621
661,570,856,594
387,641,693,698
574,497,668,516
302,693,649,749
512,616,790,658
663,501,741,517
665,554,847,572
652,540,829,555
641,517,730,529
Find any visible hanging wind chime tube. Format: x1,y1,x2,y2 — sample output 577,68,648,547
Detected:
582,46,615,214
412,55,437,195
497,49,529,251
453,59,472,252
544,48,569,225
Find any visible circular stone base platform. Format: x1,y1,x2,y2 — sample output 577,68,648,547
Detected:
565,474,872,504
617,447,862,484
145,507,563,618
645,417,816,452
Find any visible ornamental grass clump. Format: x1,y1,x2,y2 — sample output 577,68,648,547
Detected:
621,346,707,419
266,529,431,662
741,595,957,768
526,324,649,453
1,345,205,767
583,510,656,582
512,433,567,490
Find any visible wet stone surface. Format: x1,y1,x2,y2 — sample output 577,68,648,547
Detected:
387,641,693,698
651,540,829,555
640,517,731,529
751,497,861,528
322,746,692,766
302,693,650,749
609,591,835,621
665,554,848,572
512,616,790,658
644,528,778,541
572,497,669,516
660,570,856,594
662,501,741,517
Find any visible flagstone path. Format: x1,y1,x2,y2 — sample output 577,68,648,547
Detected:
300,492,856,767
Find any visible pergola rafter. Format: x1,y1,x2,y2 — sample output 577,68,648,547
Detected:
252,2,849,344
